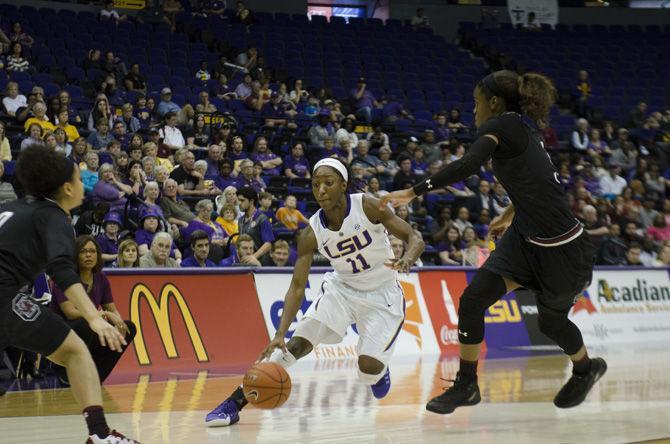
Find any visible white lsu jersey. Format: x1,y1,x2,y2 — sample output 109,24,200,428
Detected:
309,193,397,291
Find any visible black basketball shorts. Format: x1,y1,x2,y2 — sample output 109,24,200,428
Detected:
483,223,596,313
0,292,71,356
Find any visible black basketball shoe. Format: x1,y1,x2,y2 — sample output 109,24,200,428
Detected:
426,372,481,414
554,357,607,409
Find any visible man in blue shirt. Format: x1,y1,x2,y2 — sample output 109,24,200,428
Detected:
157,88,181,118
350,77,381,123
236,187,274,262
181,230,217,267
219,234,261,267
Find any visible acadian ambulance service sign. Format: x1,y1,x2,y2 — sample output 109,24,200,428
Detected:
569,269,670,345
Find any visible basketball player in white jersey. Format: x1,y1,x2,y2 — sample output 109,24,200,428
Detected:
205,158,425,427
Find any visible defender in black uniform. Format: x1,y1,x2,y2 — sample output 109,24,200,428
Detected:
0,145,140,443
381,70,607,414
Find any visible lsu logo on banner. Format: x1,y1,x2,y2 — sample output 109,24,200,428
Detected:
130,283,208,366
485,299,522,323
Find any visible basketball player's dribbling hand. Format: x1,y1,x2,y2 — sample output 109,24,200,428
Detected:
379,189,416,209
489,215,511,240
89,317,127,353
257,335,288,363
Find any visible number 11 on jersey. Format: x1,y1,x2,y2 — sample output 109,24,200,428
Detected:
346,253,371,273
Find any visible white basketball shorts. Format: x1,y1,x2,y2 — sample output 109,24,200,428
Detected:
293,272,406,365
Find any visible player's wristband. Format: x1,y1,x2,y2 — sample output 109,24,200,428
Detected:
412,180,430,196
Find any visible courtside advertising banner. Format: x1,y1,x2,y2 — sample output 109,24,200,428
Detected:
569,269,670,345
507,0,559,28
109,272,268,374
253,272,441,360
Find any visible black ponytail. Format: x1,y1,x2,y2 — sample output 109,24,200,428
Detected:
478,70,556,124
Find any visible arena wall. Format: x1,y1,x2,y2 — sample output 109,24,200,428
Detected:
105,266,670,377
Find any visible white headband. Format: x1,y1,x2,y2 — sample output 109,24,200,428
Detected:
313,158,348,182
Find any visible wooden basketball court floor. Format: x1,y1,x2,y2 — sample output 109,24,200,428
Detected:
1,343,669,444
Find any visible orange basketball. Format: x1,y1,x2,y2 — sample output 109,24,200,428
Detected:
242,362,292,409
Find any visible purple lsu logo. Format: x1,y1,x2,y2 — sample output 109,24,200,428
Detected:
323,230,372,259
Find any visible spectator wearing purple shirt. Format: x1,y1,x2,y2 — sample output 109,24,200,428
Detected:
135,208,181,261
320,136,345,160
412,148,428,176
205,144,224,179
227,136,249,174
49,235,136,383
284,142,311,179
112,120,131,151
95,212,123,266
437,225,464,265
237,187,275,262
251,136,282,176
214,158,238,190
236,159,265,193
219,233,260,266
382,95,413,123
183,199,228,248
350,77,380,123
141,181,165,219
434,112,451,141
262,92,290,127
181,229,218,267
92,163,134,213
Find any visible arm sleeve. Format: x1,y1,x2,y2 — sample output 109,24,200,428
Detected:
413,136,497,196
38,209,81,291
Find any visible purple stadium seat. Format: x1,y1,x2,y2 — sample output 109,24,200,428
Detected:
64,85,84,99
65,66,86,83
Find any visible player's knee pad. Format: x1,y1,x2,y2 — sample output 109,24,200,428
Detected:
538,315,584,355
357,365,387,385
457,269,507,344
268,348,297,369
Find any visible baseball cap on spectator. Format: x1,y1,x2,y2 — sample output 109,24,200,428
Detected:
161,87,172,95
271,91,279,98
324,99,334,106
409,136,418,143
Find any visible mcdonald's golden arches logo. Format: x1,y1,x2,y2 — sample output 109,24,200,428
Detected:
130,283,209,366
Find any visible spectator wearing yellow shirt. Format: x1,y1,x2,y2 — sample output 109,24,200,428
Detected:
23,102,55,133
215,203,239,238
56,108,80,142
275,195,308,231
143,141,174,172
0,122,11,161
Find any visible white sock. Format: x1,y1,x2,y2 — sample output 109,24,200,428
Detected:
358,365,387,385
268,348,297,369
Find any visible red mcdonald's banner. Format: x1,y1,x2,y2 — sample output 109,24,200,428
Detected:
108,272,268,375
